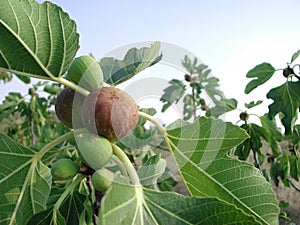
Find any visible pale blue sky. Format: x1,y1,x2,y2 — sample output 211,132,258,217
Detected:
1,0,300,123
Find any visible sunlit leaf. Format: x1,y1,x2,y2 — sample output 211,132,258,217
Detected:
98,174,257,225
166,117,280,225
267,80,300,134
245,63,275,94
100,42,162,85
0,134,52,225
0,0,79,80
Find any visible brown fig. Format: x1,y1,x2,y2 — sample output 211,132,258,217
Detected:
55,88,85,128
81,87,138,142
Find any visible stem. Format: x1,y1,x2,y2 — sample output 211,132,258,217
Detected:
138,111,166,136
252,149,262,174
138,110,173,153
55,77,90,96
111,143,141,186
192,87,197,121
111,155,128,178
29,115,35,147
53,174,86,218
35,131,74,160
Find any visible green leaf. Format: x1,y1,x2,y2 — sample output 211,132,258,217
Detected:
289,154,299,181
260,114,282,156
0,70,13,83
27,189,86,225
206,98,238,118
137,154,166,189
199,76,225,104
0,0,79,80
98,175,257,225
100,41,162,85
291,49,300,63
235,123,263,160
166,117,280,225
245,100,263,109
182,94,194,120
15,74,31,84
267,81,300,135
245,63,276,94
270,154,290,187
160,79,186,112
0,134,52,225
0,92,24,121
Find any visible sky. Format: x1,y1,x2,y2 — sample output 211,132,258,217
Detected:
1,0,300,124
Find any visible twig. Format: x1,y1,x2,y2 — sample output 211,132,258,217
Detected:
252,149,262,174
93,190,105,216
29,115,35,146
86,175,105,225
86,176,97,225
192,87,197,121
288,179,300,193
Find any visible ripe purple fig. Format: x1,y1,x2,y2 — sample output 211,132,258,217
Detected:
55,88,84,128
81,87,138,142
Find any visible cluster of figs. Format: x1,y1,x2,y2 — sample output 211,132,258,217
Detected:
51,55,139,191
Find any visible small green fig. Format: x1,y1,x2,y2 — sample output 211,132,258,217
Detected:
81,87,138,142
76,133,113,170
55,88,84,128
51,158,80,181
91,168,114,192
66,55,103,91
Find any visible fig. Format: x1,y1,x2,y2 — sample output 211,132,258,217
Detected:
55,88,84,128
283,65,294,78
184,74,192,82
239,111,249,121
76,132,113,170
91,168,114,192
66,55,103,91
51,158,80,181
81,87,138,142
201,104,209,111
199,98,206,105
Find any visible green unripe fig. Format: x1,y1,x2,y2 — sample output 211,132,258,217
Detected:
91,168,114,192
76,133,113,170
66,55,103,91
55,88,85,128
51,158,80,181
81,87,138,142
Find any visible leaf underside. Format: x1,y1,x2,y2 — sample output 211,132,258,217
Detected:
0,134,52,225
100,41,162,85
99,175,257,225
0,0,79,80
167,117,279,225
